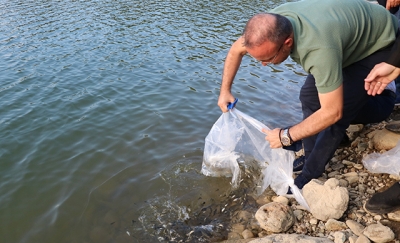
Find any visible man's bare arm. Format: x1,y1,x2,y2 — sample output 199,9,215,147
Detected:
264,85,343,148
218,36,248,112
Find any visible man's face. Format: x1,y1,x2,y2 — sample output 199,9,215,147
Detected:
247,40,288,66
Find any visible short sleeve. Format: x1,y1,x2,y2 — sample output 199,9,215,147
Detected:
302,49,343,94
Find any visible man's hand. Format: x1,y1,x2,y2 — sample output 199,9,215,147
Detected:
386,0,400,9
365,62,400,96
218,92,236,112
262,128,282,148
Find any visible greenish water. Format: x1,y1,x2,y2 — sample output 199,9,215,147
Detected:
0,0,304,242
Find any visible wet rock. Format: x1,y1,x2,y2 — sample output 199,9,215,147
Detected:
303,178,349,221
227,231,243,240
231,223,246,234
362,223,395,243
236,210,253,223
255,202,294,233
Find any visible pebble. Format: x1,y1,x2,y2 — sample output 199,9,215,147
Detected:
241,229,254,239
387,211,400,222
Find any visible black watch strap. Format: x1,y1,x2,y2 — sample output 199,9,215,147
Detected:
279,128,284,146
287,127,294,144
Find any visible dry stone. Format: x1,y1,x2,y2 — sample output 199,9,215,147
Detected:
325,219,347,231
255,202,295,233
355,234,371,243
346,220,365,236
387,210,400,222
363,223,395,243
372,129,400,151
303,178,349,221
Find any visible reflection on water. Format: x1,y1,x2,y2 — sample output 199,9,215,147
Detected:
0,0,304,242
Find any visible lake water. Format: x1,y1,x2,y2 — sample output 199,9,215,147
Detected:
0,0,305,242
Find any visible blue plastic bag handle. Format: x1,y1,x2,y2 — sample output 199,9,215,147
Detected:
227,98,238,110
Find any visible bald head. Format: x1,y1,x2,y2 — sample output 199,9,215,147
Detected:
243,13,292,48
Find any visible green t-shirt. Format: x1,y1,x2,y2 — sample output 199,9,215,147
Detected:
271,0,398,93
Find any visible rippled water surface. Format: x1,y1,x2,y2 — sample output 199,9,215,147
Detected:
0,0,305,242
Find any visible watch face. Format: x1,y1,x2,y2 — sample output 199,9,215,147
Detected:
281,137,290,146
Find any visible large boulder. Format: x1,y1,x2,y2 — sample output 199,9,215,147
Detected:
303,178,349,221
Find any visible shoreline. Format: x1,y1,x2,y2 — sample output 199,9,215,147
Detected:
220,105,400,242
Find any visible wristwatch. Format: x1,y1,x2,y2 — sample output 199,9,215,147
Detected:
280,128,293,146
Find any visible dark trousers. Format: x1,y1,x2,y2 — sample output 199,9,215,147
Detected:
299,46,396,182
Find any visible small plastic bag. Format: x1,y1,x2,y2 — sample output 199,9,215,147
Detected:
362,140,400,175
201,108,310,210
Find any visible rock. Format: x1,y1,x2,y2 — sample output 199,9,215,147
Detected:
338,179,349,187
303,178,349,221
294,209,304,221
349,235,358,243
228,231,244,240
325,219,347,231
248,233,334,243
342,160,355,166
387,210,400,222
231,223,246,234
358,184,366,193
363,223,395,243
355,234,371,243
372,129,400,151
255,202,295,233
346,220,365,236
354,164,363,170
385,120,400,133
348,124,364,133
357,143,368,152
236,210,253,222
333,231,348,243
328,171,340,178
345,176,359,185
366,130,378,139
242,229,254,239
343,172,358,177
272,195,289,205
310,218,319,225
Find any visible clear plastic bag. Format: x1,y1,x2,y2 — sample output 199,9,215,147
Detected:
201,108,310,210
362,140,400,175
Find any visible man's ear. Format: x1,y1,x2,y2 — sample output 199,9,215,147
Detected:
285,37,293,47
